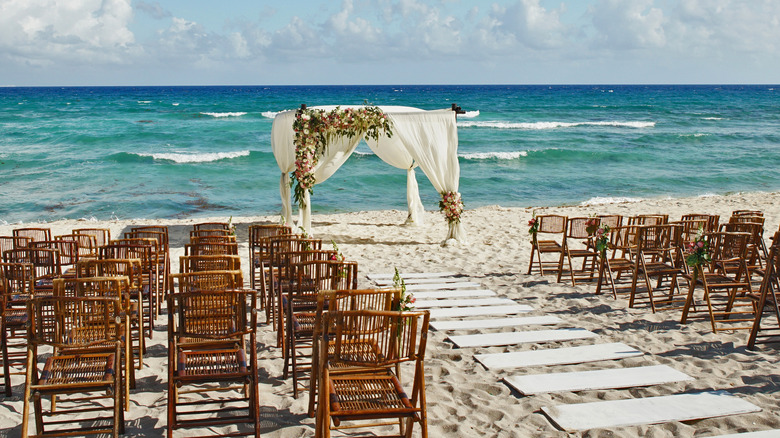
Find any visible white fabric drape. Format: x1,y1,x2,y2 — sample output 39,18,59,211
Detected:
270,106,464,242
387,110,464,244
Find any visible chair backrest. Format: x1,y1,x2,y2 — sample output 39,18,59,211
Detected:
190,235,237,245
325,310,430,368
192,222,230,231
598,215,623,229
179,255,241,273
536,215,567,235
190,229,231,239
56,234,98,259
172,270,242,293
249,224,292,248
184,242,239,256
290,260,358,302
0,235,33,253
30,239,79,267
12,228,52,243
635,225,675,260
729,215,765,227
680,214,719,233
168,289,256,341
73,228,111,247
76,259,142,291
53,276,130,300
710,232,750,263
565,217,593,241
732,210,763,217
27,295,124,349
627,215,668,226
125,230,169,253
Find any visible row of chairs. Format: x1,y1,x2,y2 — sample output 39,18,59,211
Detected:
528,211,780,348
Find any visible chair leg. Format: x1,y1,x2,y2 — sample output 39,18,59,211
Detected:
2,327,11,397
21,350,33,437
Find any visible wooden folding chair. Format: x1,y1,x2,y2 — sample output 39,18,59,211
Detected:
22,295,126,437
316,309,430,438
747,231,780,349
527,214,567,277
596,225,639,298
13,228,52,244
179,255,241,273
248,224,292,308
73,228,111,248
628,224,685,312
167,289,260,438
681,232,755,332
558,217,599,285
1,262,35,396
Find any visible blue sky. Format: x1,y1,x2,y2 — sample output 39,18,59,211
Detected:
1,0,778,86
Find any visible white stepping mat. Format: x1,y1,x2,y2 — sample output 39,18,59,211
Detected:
449,328,597,348
706,431,780,437
429,304,533,319
415,297,515,308
412,289,496,300
367,272,457,281
374,277,471,286
431,315,562,331
476,342,643,370
504,365,694,396
541,390,761,432
406,282,482,291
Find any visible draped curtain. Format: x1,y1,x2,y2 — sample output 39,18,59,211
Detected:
270,106,464,243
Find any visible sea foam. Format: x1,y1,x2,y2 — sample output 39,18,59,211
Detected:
136,150,251,163
201,112,247,118
457,120,655,129
460,151,527,160
460,110,480,118
580,196,642,206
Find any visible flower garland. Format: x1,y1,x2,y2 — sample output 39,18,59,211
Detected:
292,106,392,208
438,191,464,224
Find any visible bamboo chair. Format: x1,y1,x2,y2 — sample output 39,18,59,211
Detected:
597,214,623,229
76,259,149,357
558,217,599,285
3,248,62,295
189,229,232,239
52,276,134,406
13,228,52,243
248,224,292,311
721,222,767,277
680,214,720,233
1,262,35,396
527,215,567,277
192,222,230,231
628,224,685,312
316,309,430,438
307,289,400,417
680,232,756,332
22,295,126,437
73,228,111,248
596,225,639,298
167,289,260,438
266,236,323,334
747,231,780,349
628,214,669,225
101,242,160,321
126,228,171,302
284,260,358,396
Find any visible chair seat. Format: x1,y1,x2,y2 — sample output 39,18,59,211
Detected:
39,353,116,386
536,241,562,252
328,373,417,418
177,348,247,377
3,308,28,326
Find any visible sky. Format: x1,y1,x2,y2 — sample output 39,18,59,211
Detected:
1,0,778,86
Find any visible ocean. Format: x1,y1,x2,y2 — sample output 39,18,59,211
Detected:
1,84,778,224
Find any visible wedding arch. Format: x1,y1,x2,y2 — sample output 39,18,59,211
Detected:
270,104,465,243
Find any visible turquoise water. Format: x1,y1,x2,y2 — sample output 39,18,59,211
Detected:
1,85,779,223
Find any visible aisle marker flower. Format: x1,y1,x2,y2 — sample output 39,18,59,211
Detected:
585,217,611,257
685,226,711,268
439,191,464,225
392,267,415,312
528,212,539,244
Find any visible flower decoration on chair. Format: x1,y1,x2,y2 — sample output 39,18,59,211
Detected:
528,213,539,244
292,106,393,209
392,267,415,312
438,191,464,225
331,240,348,278
685,226,711,268
585,218,611,257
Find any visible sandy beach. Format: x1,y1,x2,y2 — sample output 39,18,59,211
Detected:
2,191,780,437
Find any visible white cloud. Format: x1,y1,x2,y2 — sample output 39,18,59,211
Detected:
0,0,137,65
589,0,666,50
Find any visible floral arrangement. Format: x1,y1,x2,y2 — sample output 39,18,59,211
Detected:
330,240,348,278
439,191,464,224
228,216,236,236
685,226,711,268
392,267,415,312
292,105,392,208
585,218,611,256
528,213,539,243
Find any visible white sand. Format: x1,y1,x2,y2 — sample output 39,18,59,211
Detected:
2,191,780,437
